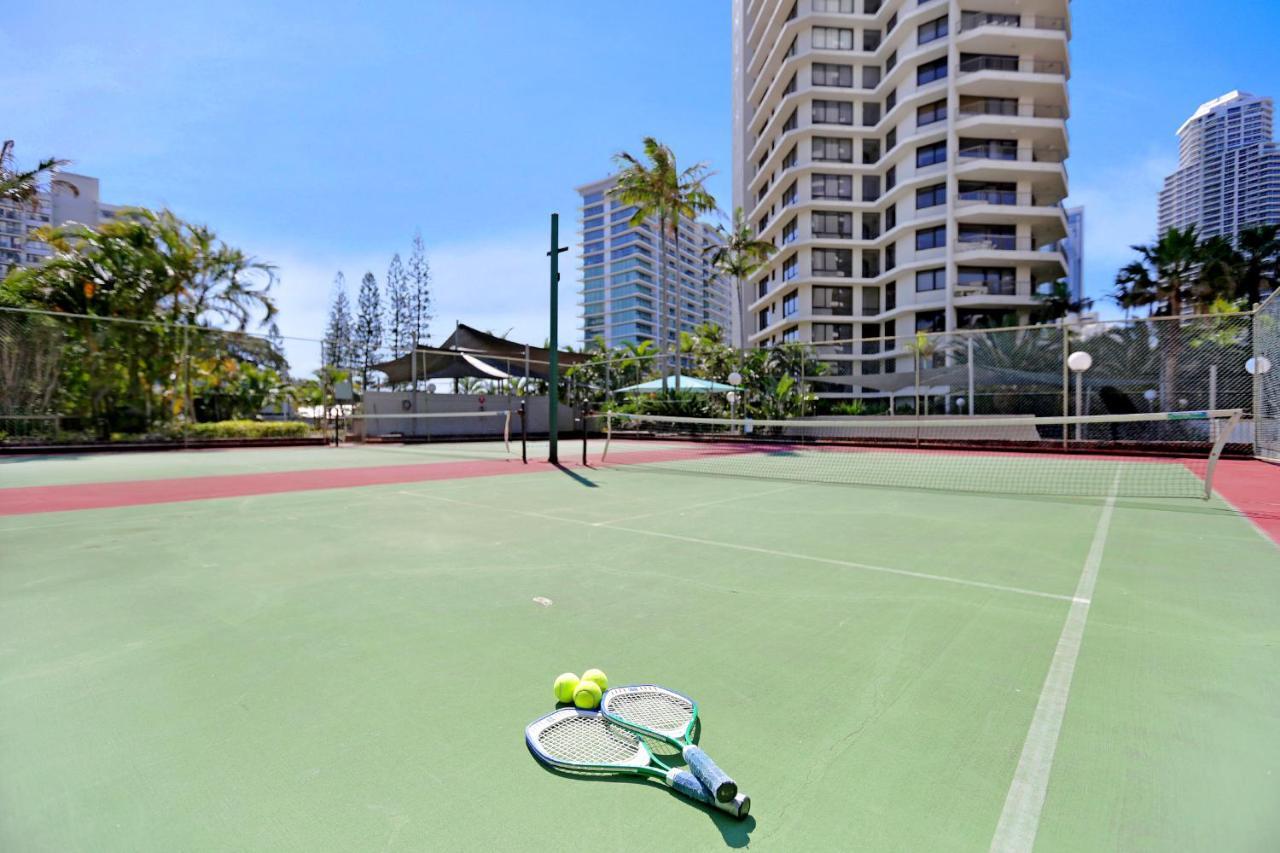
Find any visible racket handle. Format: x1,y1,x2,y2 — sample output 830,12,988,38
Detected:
664,769,751,819
682,745,738,803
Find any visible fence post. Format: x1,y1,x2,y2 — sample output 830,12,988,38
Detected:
1061,322,1070,448
967,336,975,416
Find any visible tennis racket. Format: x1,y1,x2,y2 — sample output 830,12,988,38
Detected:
525,708,750,819
601,684,738,803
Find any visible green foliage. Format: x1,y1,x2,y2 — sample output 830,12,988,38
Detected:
182,420,312,439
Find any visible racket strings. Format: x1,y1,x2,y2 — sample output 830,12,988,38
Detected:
537,714,643,766
605,690,694,735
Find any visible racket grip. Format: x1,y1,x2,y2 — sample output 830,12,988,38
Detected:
682,745,738,803
664,768,715,805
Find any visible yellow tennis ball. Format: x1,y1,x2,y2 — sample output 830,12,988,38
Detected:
573,679,602,709
553,673,580,704
580,668,609,692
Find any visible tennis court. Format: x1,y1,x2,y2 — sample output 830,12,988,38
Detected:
2,425,1278,851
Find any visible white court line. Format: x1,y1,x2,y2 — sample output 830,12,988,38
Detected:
988,466,1122,853
396,489,1078,604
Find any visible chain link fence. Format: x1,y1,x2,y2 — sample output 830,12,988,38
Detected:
1255,292,1280,460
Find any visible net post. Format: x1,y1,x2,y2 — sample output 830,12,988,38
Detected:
1203,409,1242,500
581,403,588,467
519,400,528,463
502,409,511,455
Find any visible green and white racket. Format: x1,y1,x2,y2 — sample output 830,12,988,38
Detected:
525,708,750,819
601,684,739,803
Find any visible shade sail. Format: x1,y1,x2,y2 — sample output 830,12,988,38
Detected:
615,375,738,393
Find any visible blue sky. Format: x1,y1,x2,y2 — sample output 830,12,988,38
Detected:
5,0,1280,369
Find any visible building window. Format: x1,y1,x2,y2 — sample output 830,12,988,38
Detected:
783,110,798,131
783,292,799,317
918,15,949,45
782,146,798,169
813,248,854,277
813,99,855,125
813,286,853,315
917,98,947,127
814,323,854,353
782,218,798,245
862,138,881,164
583,191,604,204
884,203,896,230
862,101,881,126
782,254,798,281
812,174,853,200
915,268,946,291
863,29,881,51
812,62,854,87
862,66,881,89
861,286,880,316
782,326,800,344
916,141,947,167
812,136,854,162
813,0,855,11
959,137,1018,160
758,308,772,331
915,226,946,250
958,266,1017,295
917,57,948,85
812,210,853,238
782,181,798,206
812,27,855,50
915,183,946,209
861,175,881,201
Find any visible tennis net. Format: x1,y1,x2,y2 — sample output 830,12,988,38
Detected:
599,410,1245,499
330,410,520,461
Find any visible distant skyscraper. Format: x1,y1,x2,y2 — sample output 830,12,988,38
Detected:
576,173,733,349
1158,91,1280,240
1062,206,1084,304
0,171,124,278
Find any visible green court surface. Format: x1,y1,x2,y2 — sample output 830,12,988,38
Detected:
1,448,1277,851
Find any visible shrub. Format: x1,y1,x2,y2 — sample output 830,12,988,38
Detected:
184,420,313,439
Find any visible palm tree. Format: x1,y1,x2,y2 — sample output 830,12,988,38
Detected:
1033,279,1094,323
1235,223,1280,306
0,141,69,205
708,207,776,347
1194,234,1243,308
610,138,716,392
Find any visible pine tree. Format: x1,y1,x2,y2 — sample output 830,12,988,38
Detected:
407,230,433,346
324,272,354,370
385,253,411,359
354,271,384,389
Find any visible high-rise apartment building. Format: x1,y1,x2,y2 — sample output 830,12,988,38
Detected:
1063,205,1083,304
732,0,1070,396
0,171,124,278
1158,91,1280,241
576,173,734,349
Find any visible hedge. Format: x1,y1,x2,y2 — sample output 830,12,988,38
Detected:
183,420,314,439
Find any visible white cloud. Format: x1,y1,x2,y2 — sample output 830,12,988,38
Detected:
256,231,574,375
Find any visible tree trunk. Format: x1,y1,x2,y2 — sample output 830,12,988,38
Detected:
658,214,669,395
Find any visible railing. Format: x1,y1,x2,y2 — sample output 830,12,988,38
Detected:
958,144,1067,163
957,235,1033,252
958,57,1065,75
958,100,1067,119
957,191,1065,207
959,12,1068,32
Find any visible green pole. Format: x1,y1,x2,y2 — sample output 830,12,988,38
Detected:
548,213,568,463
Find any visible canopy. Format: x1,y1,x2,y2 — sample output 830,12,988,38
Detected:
616,375,738,393
369,323,588,385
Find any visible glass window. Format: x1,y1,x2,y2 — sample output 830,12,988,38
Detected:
610,206,637,222
861,175,881,201
862,101,881,126
782,254,798,281
918,15,948,45
782,181,798,205
782,326,800,344
915,226,946,251
811,174,853,199
812,62,854,87
583,191,604,204
758,308,772,331
782,218,798,245
813,286,854,315
782,146,797,169
813,210,853,238
813,99,855,124
863,29,881,51
915,183,946,209
916,141,947,167
915,268,946,291
783,109,798,131
783,292,798,317
862,65,881,89
917,98,947,127
814,323,854,353
812,136,854,162
958,266,1017,294
862,286,880,315
812,27,855,50
862,138,881,164
917,57,948,85
584,204,604,217
814,0,855,10
813,248,854,277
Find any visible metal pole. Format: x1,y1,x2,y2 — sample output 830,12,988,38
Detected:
1075,372,1083,441
1061,324,1070,448
967,337,975,416
1208,363,1218,411
547,213,568,464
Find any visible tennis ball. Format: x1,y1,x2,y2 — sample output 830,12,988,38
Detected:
580,668,609,693
573,679,603,709
553,673,580,704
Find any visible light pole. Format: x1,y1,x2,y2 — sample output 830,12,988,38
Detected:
1067,350,1093,441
